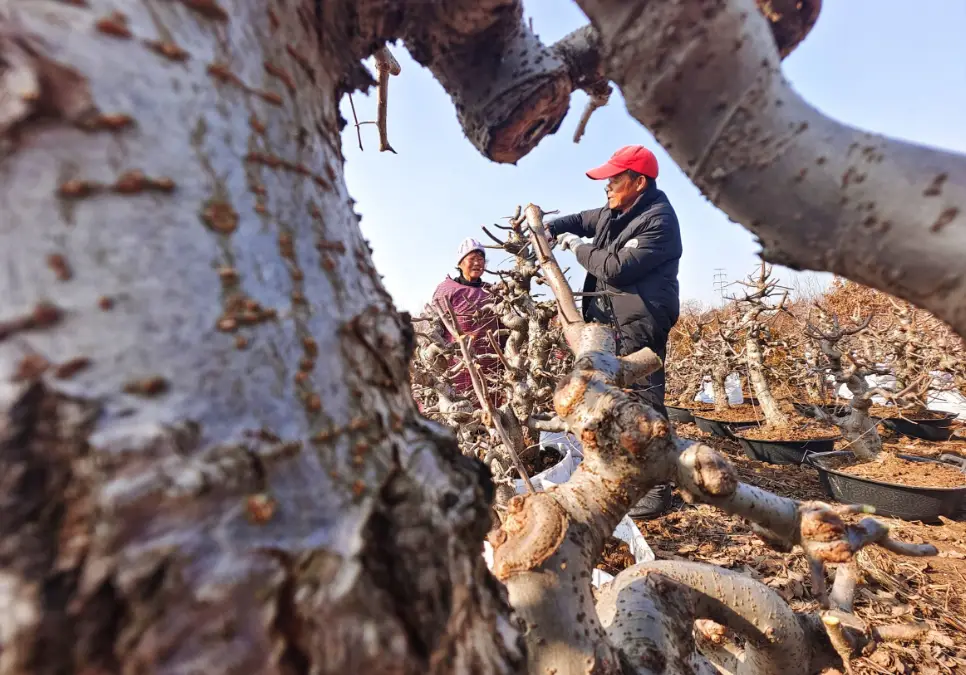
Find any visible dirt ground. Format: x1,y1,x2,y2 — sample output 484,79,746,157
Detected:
626,421,966,675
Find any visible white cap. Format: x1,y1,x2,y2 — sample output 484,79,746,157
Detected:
457,237,485,264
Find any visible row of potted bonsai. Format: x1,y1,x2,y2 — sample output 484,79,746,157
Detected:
667,398,965,524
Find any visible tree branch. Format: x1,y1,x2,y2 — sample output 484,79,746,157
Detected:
521,205,583,330
400,1,573,163
373,46,400,153
574,0,966,337
600,561,809,675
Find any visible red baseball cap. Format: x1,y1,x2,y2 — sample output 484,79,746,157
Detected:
586,145,659,180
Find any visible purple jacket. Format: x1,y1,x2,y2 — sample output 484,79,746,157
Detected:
431,276,500,395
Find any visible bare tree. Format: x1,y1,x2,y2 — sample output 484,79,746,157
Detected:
410,226,573,509
0,0,958,674
665,313,706,408
804,309,887,460
729,264,792,428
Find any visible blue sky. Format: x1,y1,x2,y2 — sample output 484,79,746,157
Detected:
339,1,966,315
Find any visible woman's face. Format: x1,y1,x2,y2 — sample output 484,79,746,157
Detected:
459,250,485,281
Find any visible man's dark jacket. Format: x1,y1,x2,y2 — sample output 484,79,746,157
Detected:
548,183,682,356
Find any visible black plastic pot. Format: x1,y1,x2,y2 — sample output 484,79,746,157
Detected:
667,406,695,424
806,451,966,522
732,431,840,465
877,412,958,442
692,414,759,439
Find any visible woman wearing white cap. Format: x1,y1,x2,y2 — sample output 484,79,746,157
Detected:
430,238,501,397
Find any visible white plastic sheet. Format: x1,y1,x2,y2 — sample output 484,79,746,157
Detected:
483,431,656,586
833,371,966,420
694,372,744,405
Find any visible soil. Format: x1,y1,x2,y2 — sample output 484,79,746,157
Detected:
521,446,563,475
693,406,765,423
868,406,952,421
735,424,840,442
683,401,715,411
898,437,966,459
596,537,636,577
656,420,966,674
836,453,966,488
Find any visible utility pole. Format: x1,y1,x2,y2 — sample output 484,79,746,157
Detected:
712,268,728,305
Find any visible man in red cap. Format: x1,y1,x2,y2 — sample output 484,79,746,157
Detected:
547,145,682,518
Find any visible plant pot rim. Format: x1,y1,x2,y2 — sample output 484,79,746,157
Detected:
875,410,958,422
807,451,966,493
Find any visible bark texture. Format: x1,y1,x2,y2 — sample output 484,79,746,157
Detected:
711,363,731,412
0,2,522,673
599,561,808,675
745,332,788,427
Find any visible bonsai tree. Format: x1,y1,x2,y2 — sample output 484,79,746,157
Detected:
803,308,897,460
664,310,707,408
727,264,795,429
0,1,958,673
816,279,966,416
410,223,573,507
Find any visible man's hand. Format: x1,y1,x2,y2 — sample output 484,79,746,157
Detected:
556,233,583,251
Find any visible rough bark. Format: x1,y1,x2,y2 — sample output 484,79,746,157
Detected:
574,0,966,338
599,561,809,675
745,331,788,427
0,2,522,673
399,0,573,164
711,363,731,412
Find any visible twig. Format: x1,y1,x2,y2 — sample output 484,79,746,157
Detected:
373,46,401,153
573,86,611,143
348,94,364,151
481,226,506,247
487,329,514,374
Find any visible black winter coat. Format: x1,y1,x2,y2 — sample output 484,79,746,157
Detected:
548,184,682,356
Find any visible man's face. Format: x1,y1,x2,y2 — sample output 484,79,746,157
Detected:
605,171,647,211
459,250,485,281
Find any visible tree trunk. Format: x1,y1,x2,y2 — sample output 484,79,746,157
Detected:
839,379,882,461
0,3,521,673
745,336,788,428
838,408,882,461
678,380,701,407
711,364,731,412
